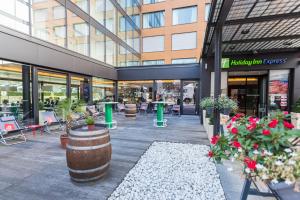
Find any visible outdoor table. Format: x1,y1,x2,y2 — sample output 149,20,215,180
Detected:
100,102,118,129
152,101,168,128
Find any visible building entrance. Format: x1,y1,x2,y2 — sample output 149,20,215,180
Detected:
228,71,268,117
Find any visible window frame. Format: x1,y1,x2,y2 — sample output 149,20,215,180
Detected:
172,5,197,26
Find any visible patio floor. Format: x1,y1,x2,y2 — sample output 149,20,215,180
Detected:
0,114,274,200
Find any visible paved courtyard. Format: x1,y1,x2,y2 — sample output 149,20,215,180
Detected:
0,114,274,200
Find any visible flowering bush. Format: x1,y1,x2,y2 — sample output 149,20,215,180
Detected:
209,111,300,184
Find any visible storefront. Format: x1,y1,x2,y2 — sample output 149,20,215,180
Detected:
207,52,299,117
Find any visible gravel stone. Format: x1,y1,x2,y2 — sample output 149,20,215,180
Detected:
109,142,226,200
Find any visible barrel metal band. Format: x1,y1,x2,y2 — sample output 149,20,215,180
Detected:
68,162,110,174
67,142,110,150
71,172,108,182
68,134,109,141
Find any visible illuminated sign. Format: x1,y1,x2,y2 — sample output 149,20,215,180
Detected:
222,58,287,69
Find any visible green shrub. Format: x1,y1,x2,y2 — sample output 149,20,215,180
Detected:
200,97,215,109
85,116,95,125
292,98,300,113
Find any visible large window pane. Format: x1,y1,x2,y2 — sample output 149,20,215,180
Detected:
70,0,88,13
0,0,30,34
143,60,164,66
155,80,181,104
32,1,66,47
90,26,105,62
117,11,126,41
90,0,105,25
133,30,140,52
143,11,164,28
143,0,164,5
93,78,115,102
67,10,89,55
106,37,117,66
172,32,197,50
106,0,117,34
205,3,211,21
118,45,127,67
172,58,197,64
143,36,164,52
173,6,197,25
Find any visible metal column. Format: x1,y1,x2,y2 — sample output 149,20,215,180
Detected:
213,25,222,135
31,67,39,124
22,65,31,119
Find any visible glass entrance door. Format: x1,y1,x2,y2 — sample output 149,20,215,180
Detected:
182,80,199,115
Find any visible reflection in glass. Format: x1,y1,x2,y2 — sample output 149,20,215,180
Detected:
31,0,66,47
70,0,88,13
156,80,180,104
173,6,197,25
143,11,165,28
93,77,115,102
90,0,105,25
105,0,116,34
0,0,30,33
106,37,117,66
90,26,105,62
67,10,89,55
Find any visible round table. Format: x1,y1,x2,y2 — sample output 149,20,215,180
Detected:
100,102,118,129
152,101,168,128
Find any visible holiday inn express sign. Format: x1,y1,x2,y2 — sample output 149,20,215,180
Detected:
221,58,287,69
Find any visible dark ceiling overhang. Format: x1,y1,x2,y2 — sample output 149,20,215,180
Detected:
202,0,300,58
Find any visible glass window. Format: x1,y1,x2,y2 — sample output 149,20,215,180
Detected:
173,6,197,25
172,32,197,50
118,80,154,104
70,0,88,13
155,80,180,104
93,78,115,102
53,5,65,20
117,11,126,41
118,46,127,67
106,0,117,34
143,36,164,52
90,26,105,62
67,10,89,55
143,60,164,66
143,0,164,5
172,58,197,64
143,11,164,28
131,14,140,28
71,75,90,103
32,1,66,47
205,3,211,21
133,30,140,53
0,0,30,34
106,37,117,66
90,0,105,25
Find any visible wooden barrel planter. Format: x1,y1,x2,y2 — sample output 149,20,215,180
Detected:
66,124,112,182
125,104,137,118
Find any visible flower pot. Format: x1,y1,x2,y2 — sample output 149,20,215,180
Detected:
221,107,231,115
207,125,214,140
291,112,300,129
206,107,214,117
202,110,206,125
60,134,68,149
87,124,95,131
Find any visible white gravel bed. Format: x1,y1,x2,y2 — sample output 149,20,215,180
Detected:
109,142,225,200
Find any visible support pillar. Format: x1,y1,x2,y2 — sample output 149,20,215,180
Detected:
22,65,31,119
31,67,39,124
213,25,222,135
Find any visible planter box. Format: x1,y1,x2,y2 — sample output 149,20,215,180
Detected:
205,117,210,131
207,125,214,141
291,112,300,129
202,110,206,125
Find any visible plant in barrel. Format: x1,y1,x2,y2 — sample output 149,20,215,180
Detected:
208,111,300,190
85,116,95,131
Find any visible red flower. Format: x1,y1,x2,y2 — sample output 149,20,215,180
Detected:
235,113,244,118
253,143,259,149
268,119,278,128
283,121,294,129
226,123,232,129
210,135,220,145
231,127,238,134
283,111,289,115
232,140,241,148
231,116,238,122
247,123,257,131
262,129,271,135
244,158,257,170
249,117,259,124
208,151,214,157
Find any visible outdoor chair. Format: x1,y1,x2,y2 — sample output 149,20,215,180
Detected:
117,103,125,114
87,105,103,119
172,105,181,116
0,116,26,145
139,103,148,114
39,110,63,133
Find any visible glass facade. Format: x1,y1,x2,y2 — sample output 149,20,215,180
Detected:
155,80,181,104
143,60,164,66
92,77,115,102
0,0,140,67
172,58,197,64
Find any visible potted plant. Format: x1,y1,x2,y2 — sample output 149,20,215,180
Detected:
57,98,77,149
208,111,300,197
85,116,95,131
207,116,214,140
216,96,238,115
200,97,215,117
291,98,300,129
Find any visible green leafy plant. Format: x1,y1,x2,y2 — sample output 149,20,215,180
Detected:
209,116,214,125
216,96,238,111
57,98,77,134
209,111,300,184
85,116,95,125
200,97,215,109
292,98,300,113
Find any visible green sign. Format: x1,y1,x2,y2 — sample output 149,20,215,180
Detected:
221,58,287,69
